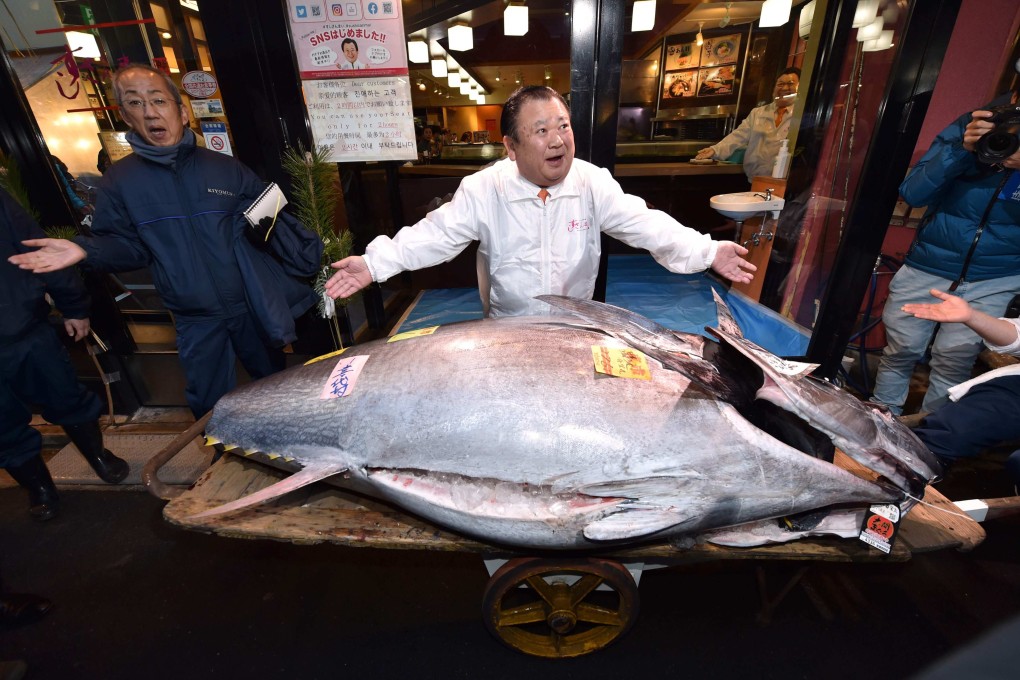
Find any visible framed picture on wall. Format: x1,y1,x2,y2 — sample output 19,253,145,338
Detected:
662,70,699,99
665,41,699,70
700,33,740,67
697,65,736,97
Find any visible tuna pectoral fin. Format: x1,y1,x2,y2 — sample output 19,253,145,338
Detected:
190,462,349,519
583,509,685,542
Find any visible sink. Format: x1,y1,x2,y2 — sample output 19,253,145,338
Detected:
709,191,786,221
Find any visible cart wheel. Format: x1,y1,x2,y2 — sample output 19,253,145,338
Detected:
482,557,639,658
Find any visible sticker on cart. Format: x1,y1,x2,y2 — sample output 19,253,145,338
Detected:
389,326,439,342
592,346,651,380
320,354,368,399
858,503,901,554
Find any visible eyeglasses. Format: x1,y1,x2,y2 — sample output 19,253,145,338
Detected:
121,98,176,111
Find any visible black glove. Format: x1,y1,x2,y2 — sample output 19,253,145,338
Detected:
246,215,277,249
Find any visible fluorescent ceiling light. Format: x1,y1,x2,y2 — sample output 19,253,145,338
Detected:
459,81,472,95
759,0,791,28
504,3,528,36
857,17,884,41
448,71,461,87
407,39,429,63
476,94,486,105
66,31,101,60
448,23,473,51
862,29,895,52
852,0,880,28
631,0,655,32
431,59,448,77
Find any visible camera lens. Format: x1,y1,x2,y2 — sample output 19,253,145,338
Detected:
976,126,1020,164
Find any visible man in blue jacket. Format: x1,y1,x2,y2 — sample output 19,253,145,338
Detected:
2,188,130,520
9,65,324,419
872,93,1020,415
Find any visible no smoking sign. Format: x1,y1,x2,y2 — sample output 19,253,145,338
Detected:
200,121,232,156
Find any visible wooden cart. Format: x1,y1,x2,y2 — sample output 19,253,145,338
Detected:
147,426,985,659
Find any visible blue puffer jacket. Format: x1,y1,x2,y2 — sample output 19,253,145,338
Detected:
900,109,1020,282
77,133,323,346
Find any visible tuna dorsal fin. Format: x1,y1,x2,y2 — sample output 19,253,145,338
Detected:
190,461,349,519
536,294,738,401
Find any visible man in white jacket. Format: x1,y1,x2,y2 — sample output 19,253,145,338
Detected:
903,289,1020,486
326,85,755,315
694,68,800,182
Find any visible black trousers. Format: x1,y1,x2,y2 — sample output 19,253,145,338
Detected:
0,323,101,468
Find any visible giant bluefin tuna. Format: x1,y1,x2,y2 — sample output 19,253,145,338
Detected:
196,294,941,549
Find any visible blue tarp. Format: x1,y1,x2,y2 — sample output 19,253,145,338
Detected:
393,254,810,357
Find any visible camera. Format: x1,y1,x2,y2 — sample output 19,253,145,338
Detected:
974,104,1020,165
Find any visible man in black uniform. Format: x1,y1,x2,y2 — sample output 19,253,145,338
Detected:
1,188,129,520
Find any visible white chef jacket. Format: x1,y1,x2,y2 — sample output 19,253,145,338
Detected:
947,317,1020,401
364,157,719,317
710,100,794,182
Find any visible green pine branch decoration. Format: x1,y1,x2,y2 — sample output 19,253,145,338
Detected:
0,152,41,223
281,144,355,317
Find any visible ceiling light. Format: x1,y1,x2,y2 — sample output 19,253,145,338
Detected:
862,29,895,52
448,23,473,51
852,0,880,28
696,21,704,46
631,0,655,32
476,94,486,105
417,79,427,91
495,69,501,82
515,69,522,84
719,2,732,28
857,17,884,42
504,3,528,37
66,31,101,59
160,30,172,40
407,39,429,63
459,81,472,95
448,70,461,87
431,58,447,77
798,0,816,39
759,0,791,28
544,65,552,81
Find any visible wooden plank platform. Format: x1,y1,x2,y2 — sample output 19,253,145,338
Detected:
163,451,984,563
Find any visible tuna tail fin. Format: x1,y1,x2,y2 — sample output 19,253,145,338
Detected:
536,294,738,401
190,461,349,519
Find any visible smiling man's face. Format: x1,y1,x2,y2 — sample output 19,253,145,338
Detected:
117,68,188,147
504,97,575,188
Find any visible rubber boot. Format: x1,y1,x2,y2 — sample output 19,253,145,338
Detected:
4,456,60,521
62,421,129,484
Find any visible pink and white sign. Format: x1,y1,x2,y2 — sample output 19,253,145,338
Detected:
320,354,369,399
288,0,408,79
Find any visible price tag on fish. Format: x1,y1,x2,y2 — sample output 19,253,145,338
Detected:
320,355,369,399
591,346,652,380
304,347,347,366
389,326,439,343
857,503,901,554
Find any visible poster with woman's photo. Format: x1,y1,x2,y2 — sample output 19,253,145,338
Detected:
697,65,735,97
665,41,699,70
662,70,699,99
700,33,740,67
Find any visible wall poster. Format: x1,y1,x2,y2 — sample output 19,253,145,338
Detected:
697,65,736,97
665,41,699,70
662,70,699,99
287,0,416,162
699,33,740,67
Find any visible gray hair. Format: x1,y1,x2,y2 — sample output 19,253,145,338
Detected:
112,64,183,107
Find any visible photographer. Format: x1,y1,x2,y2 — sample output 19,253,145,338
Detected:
872,91,1020,416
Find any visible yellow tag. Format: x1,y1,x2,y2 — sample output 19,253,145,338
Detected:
304,347,348,365
388,326,439,343
591,346,652,380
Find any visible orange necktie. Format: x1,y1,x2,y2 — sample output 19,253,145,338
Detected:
775,110,786,128
538,188,549,204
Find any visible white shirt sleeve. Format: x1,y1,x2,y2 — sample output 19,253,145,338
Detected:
363,176,483,282
588,165,717,273
986,317,1020,357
